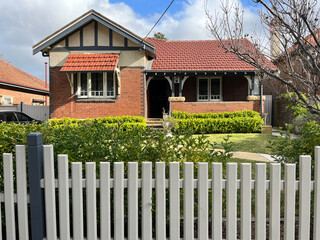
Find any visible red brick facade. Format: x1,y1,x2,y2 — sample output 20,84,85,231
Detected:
171,100,263,114
0,86,47,105
49,67,145,118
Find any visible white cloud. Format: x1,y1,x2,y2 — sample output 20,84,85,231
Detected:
0,0,261,80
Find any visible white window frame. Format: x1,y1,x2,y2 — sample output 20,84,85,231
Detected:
197,77,222,102
72,72,116,99
0,95,13,105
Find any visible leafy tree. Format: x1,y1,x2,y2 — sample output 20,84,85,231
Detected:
153,32,168,40
205,0,320,114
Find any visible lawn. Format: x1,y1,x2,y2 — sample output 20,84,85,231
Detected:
203,133,277,154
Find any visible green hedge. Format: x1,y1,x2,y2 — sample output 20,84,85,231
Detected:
171,110,260,119
47,116,146,128
171,111,263,133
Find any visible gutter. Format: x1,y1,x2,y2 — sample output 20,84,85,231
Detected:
0,82,49,95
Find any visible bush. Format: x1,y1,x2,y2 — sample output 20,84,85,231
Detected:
269,122,320,176
171,110,260,119
173,116,263,134
48,116,146,127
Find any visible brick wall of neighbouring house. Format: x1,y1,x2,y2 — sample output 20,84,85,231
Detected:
171,100,263,114
49,67,145,118
0,86,47,105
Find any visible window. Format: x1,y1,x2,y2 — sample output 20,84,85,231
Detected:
1,95,13,105
73,72,115,98
197,77,222,101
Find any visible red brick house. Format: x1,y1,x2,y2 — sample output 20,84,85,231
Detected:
33,9,275,119
0,60,49,106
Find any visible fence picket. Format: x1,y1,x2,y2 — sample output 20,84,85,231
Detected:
298,155,311,240
15,145,29,240
212,163,222,240
255,164,266,240
270,163,281,240
156,162,166,240
169,162,180,240
3,153,16,240
100,162,111,240
72,163,83,240
314,147,320,240
226,163,237,240
142,162,152,240
184,162,194,240
5,139,320,240
284,164,296,240
241,163,251,240
86,163,97,240
58,155,70,240
198,163,208,240
114,162,124,240
128,162,138,240
43,145,57,240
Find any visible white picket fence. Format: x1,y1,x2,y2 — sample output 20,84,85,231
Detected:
1,144,320,239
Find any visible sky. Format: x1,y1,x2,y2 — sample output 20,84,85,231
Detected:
0,0,261,81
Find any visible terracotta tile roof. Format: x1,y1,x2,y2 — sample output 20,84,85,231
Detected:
0,60,49,92
147,38,277,72
60,53,120,72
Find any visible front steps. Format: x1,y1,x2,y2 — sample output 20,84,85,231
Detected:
146,118,163,130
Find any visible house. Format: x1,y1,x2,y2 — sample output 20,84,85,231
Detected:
0,59,49,106
33,9,276,119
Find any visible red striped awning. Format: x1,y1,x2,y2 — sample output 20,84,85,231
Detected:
60,53,119,72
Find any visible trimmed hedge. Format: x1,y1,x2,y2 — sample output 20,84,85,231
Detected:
171,110,260,119
172,111,263,133
47,116,146,129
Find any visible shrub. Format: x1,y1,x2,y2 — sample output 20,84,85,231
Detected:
269,121,320,177
171,110,260,119
173,116,263,134
47,116,146,127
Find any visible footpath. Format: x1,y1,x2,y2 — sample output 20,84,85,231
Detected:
231,128,299,162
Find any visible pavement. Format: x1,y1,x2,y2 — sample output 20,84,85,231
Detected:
230,128,298,162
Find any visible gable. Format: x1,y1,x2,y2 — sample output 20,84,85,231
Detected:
33,10,155,55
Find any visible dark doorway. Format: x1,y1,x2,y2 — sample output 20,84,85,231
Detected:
148,79,170,118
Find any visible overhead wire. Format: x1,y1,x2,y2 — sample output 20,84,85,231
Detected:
141,0,175,43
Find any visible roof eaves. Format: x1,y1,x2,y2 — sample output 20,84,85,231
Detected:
0,81,49,95
32,10,155,55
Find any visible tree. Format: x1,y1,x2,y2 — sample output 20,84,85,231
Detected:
153,32,168,40
205,0,320,114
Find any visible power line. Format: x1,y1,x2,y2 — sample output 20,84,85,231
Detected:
142,0,175,42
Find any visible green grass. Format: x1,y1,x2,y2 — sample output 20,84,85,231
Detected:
203,133,277,154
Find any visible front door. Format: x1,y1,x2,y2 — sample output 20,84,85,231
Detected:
148,79,170,118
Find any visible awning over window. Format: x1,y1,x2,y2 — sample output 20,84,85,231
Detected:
60,53,120,72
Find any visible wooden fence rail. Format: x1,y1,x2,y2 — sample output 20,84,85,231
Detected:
0,133,320,239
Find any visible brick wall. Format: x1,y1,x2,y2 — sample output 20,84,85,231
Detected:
223,76,248,101
50,67,145,118
171,100,263,114
0,86,47,105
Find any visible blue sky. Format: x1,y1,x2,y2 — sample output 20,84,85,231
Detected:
0,0,260,81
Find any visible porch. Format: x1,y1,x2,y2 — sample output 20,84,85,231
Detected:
146,72,263,118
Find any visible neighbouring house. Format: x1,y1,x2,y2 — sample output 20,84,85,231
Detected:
33,9,276,119
0,60,49,107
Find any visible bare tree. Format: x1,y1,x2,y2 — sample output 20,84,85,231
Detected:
205,0,320,114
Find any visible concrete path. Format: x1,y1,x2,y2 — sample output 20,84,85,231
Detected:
219,128,300,162
231,151,275,162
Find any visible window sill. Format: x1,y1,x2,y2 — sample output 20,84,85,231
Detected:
76,98,116,103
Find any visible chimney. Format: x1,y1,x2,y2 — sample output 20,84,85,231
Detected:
270,18,281,59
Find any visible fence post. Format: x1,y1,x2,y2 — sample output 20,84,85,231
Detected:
27,132,46,240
